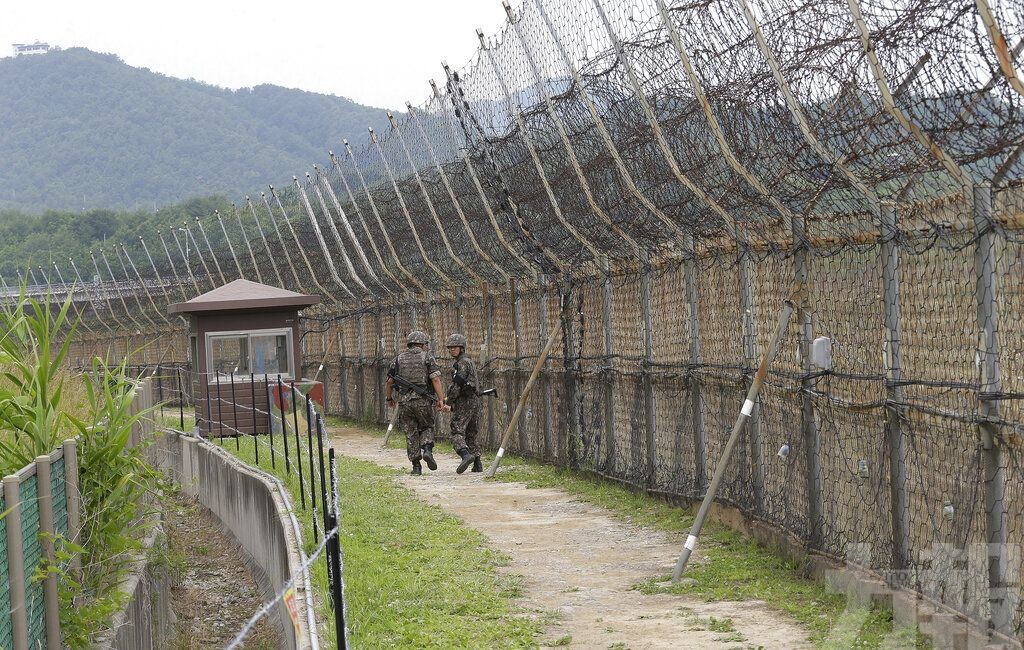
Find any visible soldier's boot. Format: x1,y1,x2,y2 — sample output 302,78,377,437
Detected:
456,448,475,474
471,456,483,473
421,443,437,471
411,460,422,476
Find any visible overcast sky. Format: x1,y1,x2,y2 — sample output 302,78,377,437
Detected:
0,0,510,109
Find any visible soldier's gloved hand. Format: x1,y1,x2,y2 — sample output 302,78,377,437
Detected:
386,396,396,408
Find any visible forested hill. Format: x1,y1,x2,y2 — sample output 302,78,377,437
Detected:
0,48,392,212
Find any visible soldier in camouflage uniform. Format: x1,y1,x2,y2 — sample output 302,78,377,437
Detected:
444,333,483,474
386,330,447,475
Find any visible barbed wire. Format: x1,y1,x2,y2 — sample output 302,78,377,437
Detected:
11,0,1024,642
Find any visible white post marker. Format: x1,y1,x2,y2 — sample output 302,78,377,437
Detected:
382,405,401,447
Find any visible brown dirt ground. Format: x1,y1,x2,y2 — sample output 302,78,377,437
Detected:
164,496,280,649
332,424,814,650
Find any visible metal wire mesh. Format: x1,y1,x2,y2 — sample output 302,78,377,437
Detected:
23,0,1024,641
0,493,10,650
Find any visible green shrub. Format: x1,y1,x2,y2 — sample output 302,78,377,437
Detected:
0,287,161,647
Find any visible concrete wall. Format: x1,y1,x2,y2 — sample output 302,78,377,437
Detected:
102,524,176,650
107,428,316,649
176,432,316,650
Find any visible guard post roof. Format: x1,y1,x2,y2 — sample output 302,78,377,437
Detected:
168,278,320,315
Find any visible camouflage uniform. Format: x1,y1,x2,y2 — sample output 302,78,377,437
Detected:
389,346,441,462
447,351,482,456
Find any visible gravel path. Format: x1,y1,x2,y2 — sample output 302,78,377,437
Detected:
333,425,813,650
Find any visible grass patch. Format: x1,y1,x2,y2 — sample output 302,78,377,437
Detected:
482,453,928,648
227,431,539,648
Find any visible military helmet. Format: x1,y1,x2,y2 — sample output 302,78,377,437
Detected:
407,330,429,346
445,333,467,348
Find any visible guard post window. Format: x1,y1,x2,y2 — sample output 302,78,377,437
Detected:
206,328,292,381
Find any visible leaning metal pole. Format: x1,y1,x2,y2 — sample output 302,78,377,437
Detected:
246,196,286,288
479,28,603,267
485,324,562,477
405,101,511,282
270,185,342,303
194,215,226,285
168,228,201,295
50,261,99,335
505,0,641,258
386,110,483,285
341,139,426,292
428,78,539,275
309,168,375,295
69,257,115,334
214,209,245,280
233,203,264,284
673,287,801,580
532,0,687,246
590,0,743,243
260,190,309,292
293,175,357,299
368,124,454,289
317,161,395,293
183,223,217,292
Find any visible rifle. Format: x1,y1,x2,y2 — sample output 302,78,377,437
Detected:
388,369,437,402
451,364,497,399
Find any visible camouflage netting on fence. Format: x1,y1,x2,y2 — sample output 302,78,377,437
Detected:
27,0,1024,640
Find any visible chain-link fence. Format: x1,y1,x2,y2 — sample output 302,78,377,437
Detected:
30,0,1024,641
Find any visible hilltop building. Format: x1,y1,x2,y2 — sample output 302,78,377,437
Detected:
12,42,51,56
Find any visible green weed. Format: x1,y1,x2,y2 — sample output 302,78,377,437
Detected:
229,436,539,648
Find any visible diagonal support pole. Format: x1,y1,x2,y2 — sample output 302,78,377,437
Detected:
673,287,801,580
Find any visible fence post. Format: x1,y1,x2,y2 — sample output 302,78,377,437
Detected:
511,279,527,452
3,474,29,650
427,290,440,353
973,183,1011,638
561,279,581,468
739,246,764,512
482,282,496,447
539,273,555,462
456,286,466,334
145,378,155,434
793,214,823,547
339,326,349,417
600,258,616,474
375,309,385,423
640,258,657,485
62,439,82,578
176,367,185,431
156,364,164,422
35,455,60,650
880,201,910,573
356,313,365,419
684,236,706,493
408,289,419,331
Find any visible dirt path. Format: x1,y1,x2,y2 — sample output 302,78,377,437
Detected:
332,426,812,649
164,496,279,649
